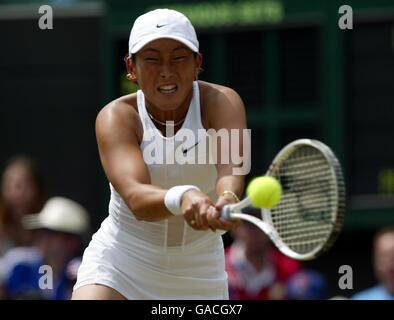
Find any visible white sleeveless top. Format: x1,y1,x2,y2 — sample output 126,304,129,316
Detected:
107,81,220,250
75,82,228,299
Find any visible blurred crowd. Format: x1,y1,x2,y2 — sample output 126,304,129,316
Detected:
0,155,90,299
225,206,394,300
351,226,394,300
225,207,329,300
0,155,393,300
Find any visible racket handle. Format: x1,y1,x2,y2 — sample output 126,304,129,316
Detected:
221,197,251,220
221,204,234,220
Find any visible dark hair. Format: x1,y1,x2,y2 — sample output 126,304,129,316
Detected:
1,155,47,215
2,155,46,197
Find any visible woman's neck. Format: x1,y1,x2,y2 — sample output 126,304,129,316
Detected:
145,93,192,136
145,88,193,127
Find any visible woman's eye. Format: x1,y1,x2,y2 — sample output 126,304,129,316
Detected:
173,56,187,61
146,57,159,62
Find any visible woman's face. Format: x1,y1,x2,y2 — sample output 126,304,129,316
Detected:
130,38,202,112
1,163,39,215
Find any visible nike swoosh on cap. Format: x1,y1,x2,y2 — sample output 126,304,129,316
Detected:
156,24,168,28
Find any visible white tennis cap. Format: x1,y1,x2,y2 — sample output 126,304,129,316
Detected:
129,8,199,54
22,197,89,236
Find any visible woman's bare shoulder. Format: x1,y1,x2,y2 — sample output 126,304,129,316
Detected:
199,81,240,100
96,93,143,140
199,81,245,125
97,93,137,119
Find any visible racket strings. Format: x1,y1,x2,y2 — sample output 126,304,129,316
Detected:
270,146,338,254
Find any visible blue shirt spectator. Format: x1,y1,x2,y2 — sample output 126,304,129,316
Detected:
2,197,89,299
287,269,329,300
351,226,394,300
6,256,81,300
352,285,394,300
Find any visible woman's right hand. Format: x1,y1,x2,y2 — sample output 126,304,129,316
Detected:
180,189,215,230
180,189,239,232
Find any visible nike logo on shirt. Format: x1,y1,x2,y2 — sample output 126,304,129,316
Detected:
182,141,200,155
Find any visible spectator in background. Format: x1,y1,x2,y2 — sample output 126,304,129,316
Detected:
225,207,301,300
0,156,47,255
286,269,328,300
3,197,90,300
352,226,394,300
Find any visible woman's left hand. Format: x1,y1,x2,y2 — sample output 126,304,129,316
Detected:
206,195,241,232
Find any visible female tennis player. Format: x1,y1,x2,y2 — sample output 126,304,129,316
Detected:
72,8,248,300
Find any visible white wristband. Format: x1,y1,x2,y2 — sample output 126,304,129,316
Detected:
164,185,200,216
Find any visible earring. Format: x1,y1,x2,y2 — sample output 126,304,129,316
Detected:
195,67,203,80
126,73,133,80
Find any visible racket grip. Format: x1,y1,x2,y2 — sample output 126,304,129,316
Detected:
221,204,233,220
221,197,251,220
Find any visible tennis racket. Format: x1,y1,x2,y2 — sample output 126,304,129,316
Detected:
222,139,345,260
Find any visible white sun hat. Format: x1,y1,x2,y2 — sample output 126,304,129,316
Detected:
129,8,199,54
22,197,89,236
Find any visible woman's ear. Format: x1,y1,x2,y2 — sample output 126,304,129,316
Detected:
195,53,203,80
124,54,137,82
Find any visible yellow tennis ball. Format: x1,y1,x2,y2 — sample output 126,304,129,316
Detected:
246,176,282,209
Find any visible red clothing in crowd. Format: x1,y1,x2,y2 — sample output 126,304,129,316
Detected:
225,242,301,300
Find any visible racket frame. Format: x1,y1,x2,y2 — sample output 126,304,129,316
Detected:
223,139,346,261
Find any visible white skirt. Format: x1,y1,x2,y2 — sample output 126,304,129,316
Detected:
74,217,229,300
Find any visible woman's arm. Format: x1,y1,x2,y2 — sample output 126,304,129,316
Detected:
96,100,172,222
96,99,217,226
202,83,250,230
206,85,248,196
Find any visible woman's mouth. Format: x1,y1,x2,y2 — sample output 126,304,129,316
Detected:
158,84,177,94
